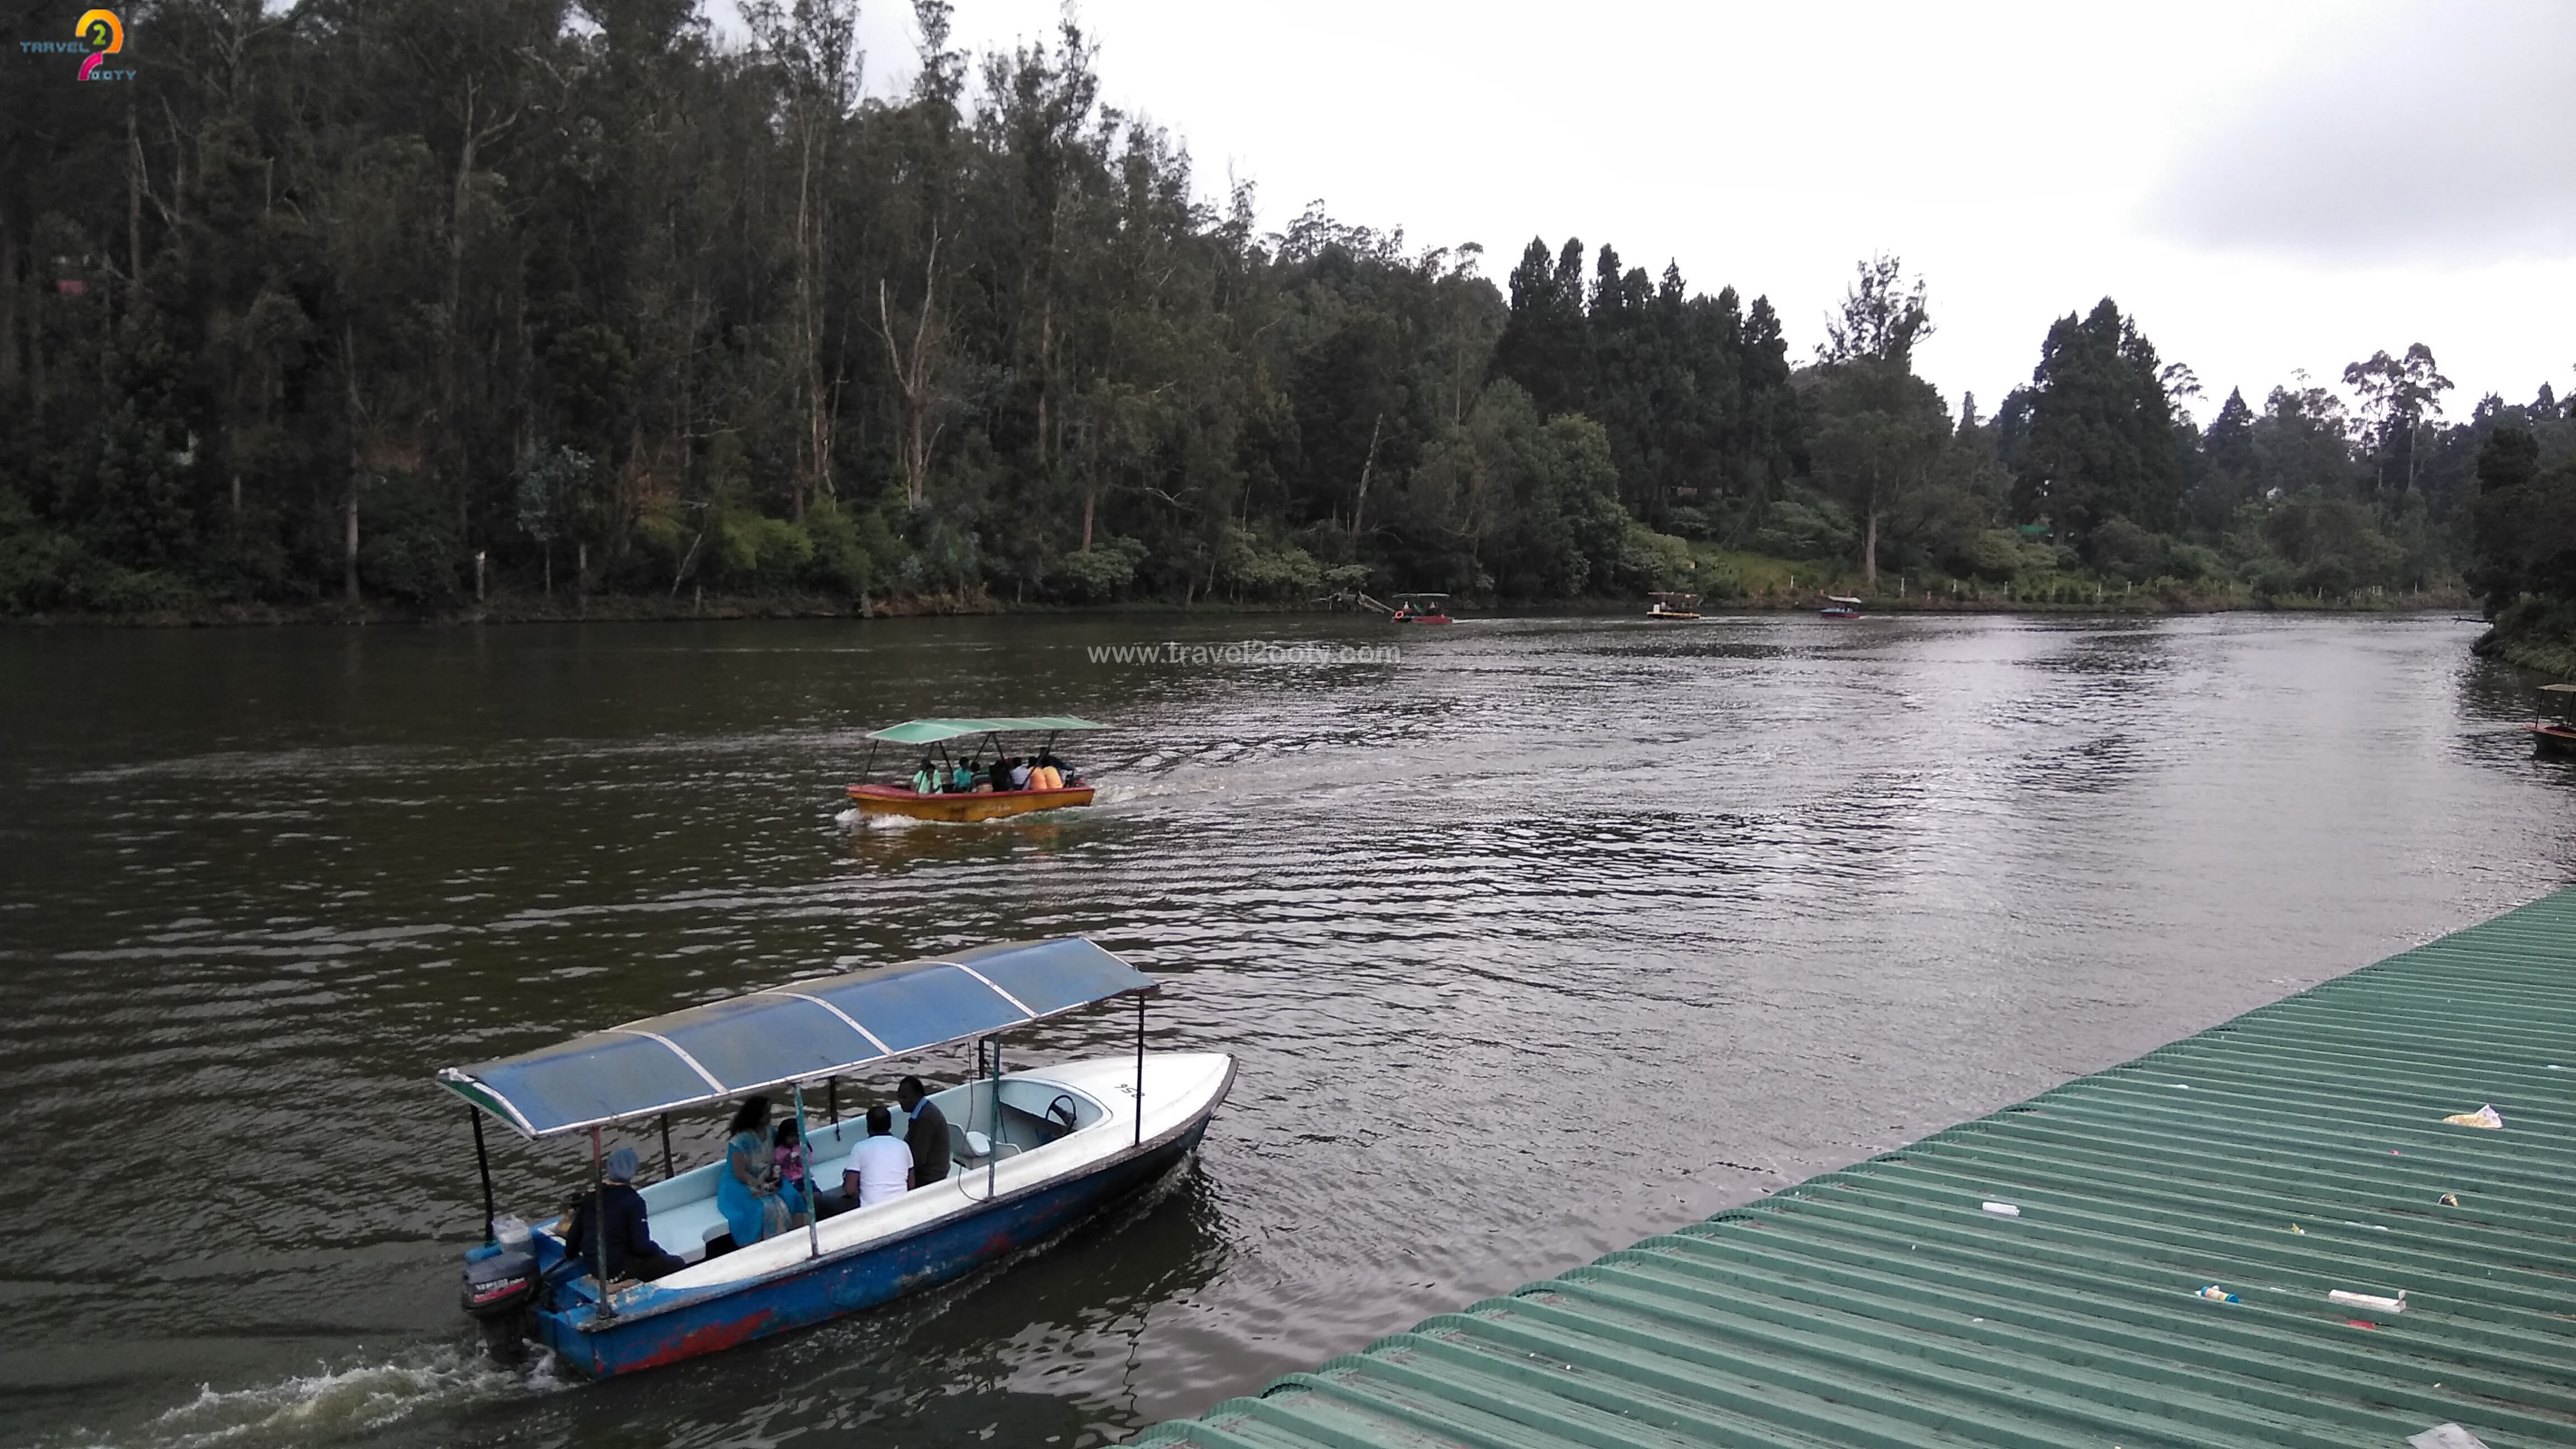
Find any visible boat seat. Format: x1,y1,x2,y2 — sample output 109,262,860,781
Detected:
646,1195,733,1265
948,1122,1021,1168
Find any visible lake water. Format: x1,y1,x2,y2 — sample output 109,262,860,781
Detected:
3,610,2570,1448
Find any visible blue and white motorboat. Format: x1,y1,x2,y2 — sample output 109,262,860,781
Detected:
436,937,1234,1379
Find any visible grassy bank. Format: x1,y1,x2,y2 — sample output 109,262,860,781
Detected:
2472,599,2576,678
1679,547,2471,617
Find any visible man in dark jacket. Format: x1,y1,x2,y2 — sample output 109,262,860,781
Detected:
898,1076,950,1190
565,1147,688,1281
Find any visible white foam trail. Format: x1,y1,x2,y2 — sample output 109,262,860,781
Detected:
102,1344,560,1448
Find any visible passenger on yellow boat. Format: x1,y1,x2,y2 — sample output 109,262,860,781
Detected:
1008,757,1033,790
987,757,1011,793
948,760,976,793
911,758,939,794
1030,759,1062,790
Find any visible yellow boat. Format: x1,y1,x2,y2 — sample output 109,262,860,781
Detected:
846,716,1109,822
1646,591,1701,621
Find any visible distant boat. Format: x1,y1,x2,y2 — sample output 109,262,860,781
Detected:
1388,593,1453,624
1646,591,1701,621
846,716,1106,821
2531,684,2576,755
1820,595,1863,620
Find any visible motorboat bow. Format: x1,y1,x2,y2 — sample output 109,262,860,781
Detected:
437,937,1233,1379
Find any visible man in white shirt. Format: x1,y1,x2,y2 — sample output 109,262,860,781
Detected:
842,1105,914,1208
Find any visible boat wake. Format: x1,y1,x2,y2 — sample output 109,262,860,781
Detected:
92,1343,562,1448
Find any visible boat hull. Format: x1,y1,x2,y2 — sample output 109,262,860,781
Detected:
533,1092,1221,1379
846,783,1095,821
2531,723,2576,756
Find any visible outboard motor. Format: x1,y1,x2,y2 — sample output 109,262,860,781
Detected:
460,1216,538,1363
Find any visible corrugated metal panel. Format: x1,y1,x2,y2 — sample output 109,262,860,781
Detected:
1136,891,2576,1448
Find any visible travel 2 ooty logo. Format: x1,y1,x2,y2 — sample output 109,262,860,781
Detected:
20,10,132,81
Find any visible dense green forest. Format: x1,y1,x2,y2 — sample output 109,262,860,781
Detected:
4,0,2574,626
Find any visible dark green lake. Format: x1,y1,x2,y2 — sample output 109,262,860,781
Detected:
2,610,2567,1447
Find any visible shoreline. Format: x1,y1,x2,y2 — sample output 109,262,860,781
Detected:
0,588,2480,630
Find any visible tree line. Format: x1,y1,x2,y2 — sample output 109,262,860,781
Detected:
3,0,2571,620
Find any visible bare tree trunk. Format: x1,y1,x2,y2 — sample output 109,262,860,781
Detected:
126,99,144,307
793,111,832,516
344,322,363,603
0,198,18,389
1350,414,1384,538
877,231,944,508
1030,296,1051,464
1863,490,1878,586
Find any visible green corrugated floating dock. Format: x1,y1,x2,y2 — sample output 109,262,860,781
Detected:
1134,890,2576,1448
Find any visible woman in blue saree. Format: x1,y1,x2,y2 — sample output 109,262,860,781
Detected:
716,1096,807,1247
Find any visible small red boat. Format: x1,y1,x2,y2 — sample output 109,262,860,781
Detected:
1388,592,1453,624
2532,684,2576,755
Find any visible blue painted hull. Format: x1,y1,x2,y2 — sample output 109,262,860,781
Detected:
531,1117,1211,1379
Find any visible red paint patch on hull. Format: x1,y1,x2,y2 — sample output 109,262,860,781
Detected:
621,1309,782,1374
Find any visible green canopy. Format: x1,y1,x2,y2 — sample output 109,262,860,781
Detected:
865,716,1109,745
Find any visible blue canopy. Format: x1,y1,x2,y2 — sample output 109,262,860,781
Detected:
438,938,1157,1140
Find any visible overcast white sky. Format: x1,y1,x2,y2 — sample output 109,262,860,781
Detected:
800,0,2576,424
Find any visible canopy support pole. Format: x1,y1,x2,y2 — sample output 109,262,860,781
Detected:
988,1039,1001,1200
658,1114,673,1182
588,1128,615,1322
827,1077,839,1124
1134,994,1146,1147
792,1082,820,1261
469,1107,495,1244
862,740,878,782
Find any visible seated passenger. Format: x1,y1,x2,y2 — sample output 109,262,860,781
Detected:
949,760,976,793
1008,756,1033,790
772,1119,809,1203
898,1075,950,1189
1033,758,1063,790
911,757,939,794
841,1104,915,1208
1050,752,1082,785
564,1147,686,1282
717,1096,807,1247
987,757,1012,793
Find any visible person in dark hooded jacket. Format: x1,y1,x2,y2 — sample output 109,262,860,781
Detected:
564,1147,688,1281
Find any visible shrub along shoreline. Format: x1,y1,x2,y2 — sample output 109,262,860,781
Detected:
0,562,2473,629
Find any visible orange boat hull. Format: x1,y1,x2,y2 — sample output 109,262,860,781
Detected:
845,783,1096,822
